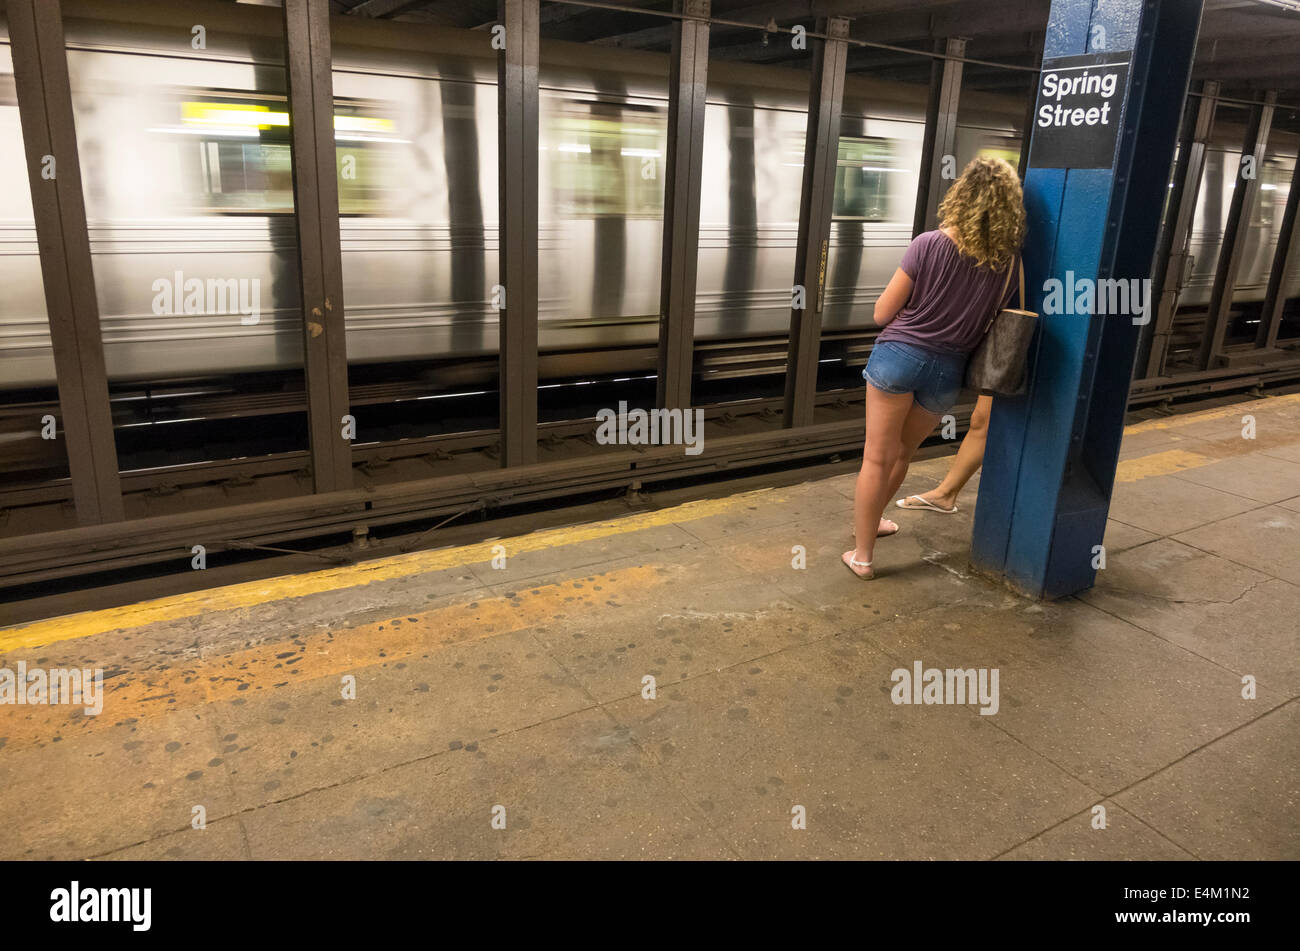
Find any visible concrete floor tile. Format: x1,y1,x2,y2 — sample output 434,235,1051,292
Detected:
1103,518,1161,552
1174,504,1300,585
672,488,857,542
102,817,251,860
1116,428,1210,461
238,706,734,859
0,705,235,860
859,599,1259,793
531,581,840,703
205,627,595,808
1249,397,1300,423
187,567,488,656
1171,453,1300,504
482,549,739,613
1114,701,1300,860
1080,538,1300,694
465,522,704,586
603,632,1094,859
1261,440,1300,465
891,501,978,554
766,519,988,625
1107,474,1260,535
996,801,1194,860
1162,415,1259,441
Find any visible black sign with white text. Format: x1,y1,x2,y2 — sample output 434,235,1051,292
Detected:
1028,50,1130,169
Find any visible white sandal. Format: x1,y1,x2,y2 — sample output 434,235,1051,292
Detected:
895,494,957,514
841,551,874,579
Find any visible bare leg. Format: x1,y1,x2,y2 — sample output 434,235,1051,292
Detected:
883,401,947,521
846,388,940,577
856,388,903,539
909,393,992,510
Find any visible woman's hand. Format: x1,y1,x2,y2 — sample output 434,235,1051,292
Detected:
873,267,914,327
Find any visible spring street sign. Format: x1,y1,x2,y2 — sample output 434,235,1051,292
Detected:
1029,50,1131,169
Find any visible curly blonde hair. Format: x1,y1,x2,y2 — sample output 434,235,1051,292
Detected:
937,156,1026,271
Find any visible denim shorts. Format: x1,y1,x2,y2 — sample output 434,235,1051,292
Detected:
862,340,967,414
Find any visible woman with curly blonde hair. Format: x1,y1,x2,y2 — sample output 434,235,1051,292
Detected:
843,156,1026,579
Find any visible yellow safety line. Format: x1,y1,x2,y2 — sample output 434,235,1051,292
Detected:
1113,449,1213,483
0,488,781,651
0,564,669,753
1124,392,1299,434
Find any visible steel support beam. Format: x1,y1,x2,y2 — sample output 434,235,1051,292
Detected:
1259,149,1300,350
1016,78,1037,177
8,0,124,524
1199,90,1276,368
912,37,966,237
283,0,353,493
971,0,1205,599
656,0,711,412
1142,81,1218,379
497,0,540,466
782,16,849,430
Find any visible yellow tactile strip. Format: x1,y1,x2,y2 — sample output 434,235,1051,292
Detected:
1116,394,1300,482
0,489,781,651
1124,392,1298,433
0,564,668,753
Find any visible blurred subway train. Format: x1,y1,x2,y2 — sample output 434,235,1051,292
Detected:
3,11,1018,396
0,10,1296,401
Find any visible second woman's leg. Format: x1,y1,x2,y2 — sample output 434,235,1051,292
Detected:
884,399,947,511
907,393,992,510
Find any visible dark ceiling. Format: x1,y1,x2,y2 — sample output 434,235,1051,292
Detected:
318,0,1300,101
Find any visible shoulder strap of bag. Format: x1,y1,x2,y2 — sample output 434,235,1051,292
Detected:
982,258,1017,335
1018,256,1026,311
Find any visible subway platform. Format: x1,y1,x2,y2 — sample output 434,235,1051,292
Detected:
1,393,1297,861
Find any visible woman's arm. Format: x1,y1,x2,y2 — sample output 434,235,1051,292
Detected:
873,267,915,327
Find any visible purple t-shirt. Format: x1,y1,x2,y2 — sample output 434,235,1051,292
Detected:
877,230,1018,355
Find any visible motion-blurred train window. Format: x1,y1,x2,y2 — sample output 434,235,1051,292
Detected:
548,103,667,217
832,137,899,220
332,104,406,215
178,97,402,215
178,98,295,213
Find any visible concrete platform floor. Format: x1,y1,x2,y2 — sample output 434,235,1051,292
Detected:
2,393,1298,860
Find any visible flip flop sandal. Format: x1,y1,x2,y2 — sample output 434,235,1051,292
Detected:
895,494,958,514
841,551,874,579
852,519,899,538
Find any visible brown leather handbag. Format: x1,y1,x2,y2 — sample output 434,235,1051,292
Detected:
964,256,1038,396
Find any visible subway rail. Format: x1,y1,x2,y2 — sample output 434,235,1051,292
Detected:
0,0,1297,593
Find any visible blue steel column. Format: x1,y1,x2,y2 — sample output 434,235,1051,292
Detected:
970,0,1204,599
